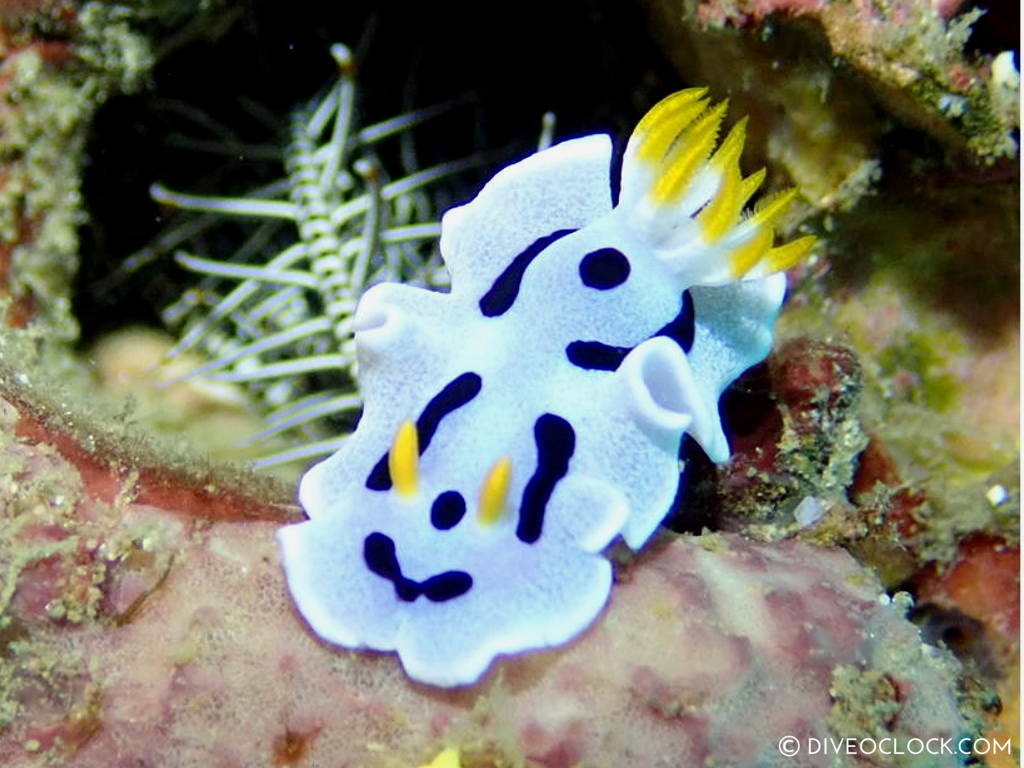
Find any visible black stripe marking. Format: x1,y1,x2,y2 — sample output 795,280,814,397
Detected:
479,229,576,317
517,414,575,544
430,491,466,530
364,532,401,579
656,290,695,353
566,340,632,371
395,576,420,602
564,290,696,372
363,532,472,603
415,372,482,452
421,571,473,602
366,372,483,490
365,456,391,491
609,132,626,208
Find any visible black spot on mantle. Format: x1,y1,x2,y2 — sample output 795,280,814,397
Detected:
566,340,632,371
431,490,467,530
579,247,630,290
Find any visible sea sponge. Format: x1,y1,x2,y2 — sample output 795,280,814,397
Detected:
0,394,976,766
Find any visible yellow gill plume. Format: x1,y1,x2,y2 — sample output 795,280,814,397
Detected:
766,234,816,272
629,88,709,166
625,89,817,280
651,99,729,205
750,187,799,229
728,226,774,278
415,746,461,768
727,187,817,279
389,420,419,497
477,456,512,525
695,117,748,243
738,167,767,208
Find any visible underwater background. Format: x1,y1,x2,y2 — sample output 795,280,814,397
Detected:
0,0,1017,765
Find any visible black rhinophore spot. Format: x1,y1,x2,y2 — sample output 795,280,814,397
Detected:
579,247,630,289
366,372,483,490
517,413,575,544
363,532,473,603
479,229,576,317
431,491,467,530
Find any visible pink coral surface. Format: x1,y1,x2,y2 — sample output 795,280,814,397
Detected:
0,394,971,768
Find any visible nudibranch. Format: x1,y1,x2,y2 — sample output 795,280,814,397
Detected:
277,90,815,687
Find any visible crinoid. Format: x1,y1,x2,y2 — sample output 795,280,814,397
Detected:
145,43,488,468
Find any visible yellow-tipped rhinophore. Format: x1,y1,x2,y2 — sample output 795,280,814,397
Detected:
389,420,419,497
631,88,709,164
415,746,461,768
478,456,512,525
652,100,729,205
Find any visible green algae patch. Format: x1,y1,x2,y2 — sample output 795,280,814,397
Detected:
876,331,962,413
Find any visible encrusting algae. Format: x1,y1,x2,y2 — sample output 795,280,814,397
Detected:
0,3,154,335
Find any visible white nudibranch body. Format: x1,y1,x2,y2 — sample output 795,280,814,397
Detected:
276,90,815,687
